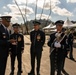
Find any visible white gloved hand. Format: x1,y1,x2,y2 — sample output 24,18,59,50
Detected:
54,42,61,48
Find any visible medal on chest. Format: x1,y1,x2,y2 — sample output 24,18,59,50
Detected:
37,34,41,41
18,36,21,41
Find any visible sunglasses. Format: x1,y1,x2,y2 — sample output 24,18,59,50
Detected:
5,18,11,22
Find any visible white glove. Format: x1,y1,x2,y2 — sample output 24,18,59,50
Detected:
54,42,61,48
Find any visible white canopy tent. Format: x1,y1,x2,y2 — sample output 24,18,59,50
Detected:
47,18,76,29
43,23,53,30
63,17,73,28
68,23,76,28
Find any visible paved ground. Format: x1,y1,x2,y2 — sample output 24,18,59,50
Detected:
6,35,76,75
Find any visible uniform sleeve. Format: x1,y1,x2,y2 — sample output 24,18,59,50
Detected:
47,34,54,48
21,35,24,51
41,32,45,46
30,32,32,42
9,35,13,52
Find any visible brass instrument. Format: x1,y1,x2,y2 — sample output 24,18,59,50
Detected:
55,31,62,42
50,30,67,54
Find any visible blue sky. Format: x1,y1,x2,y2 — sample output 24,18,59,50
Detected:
0,0,76,23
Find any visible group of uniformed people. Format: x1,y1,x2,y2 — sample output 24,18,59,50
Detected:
0,15,75,75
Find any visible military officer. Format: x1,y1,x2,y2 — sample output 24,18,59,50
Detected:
28,21,45,75
0,16,14,75
9,23,24,75
68,28,74,60
47,20,69,75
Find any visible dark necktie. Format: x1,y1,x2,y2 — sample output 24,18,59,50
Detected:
5,28,9,39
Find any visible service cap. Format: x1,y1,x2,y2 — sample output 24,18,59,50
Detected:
12,23,20,28
55,20,64,26
33,20,41,25
0,16,12,22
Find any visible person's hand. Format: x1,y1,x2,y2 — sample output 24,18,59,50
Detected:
9,39,16,43
21,50,24,54
54,42,61,48
9,52,12,55
67,51,70,55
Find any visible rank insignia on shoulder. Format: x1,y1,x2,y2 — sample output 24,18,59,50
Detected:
37,34,41,41
18,36,21,41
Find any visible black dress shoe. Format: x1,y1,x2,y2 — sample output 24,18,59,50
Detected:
17,72,21,75
28,72,35,75
62,69,69,75
70,57,75,60
18,70,23,73
37,73,40,75
17,71,23,75
10,72,14,75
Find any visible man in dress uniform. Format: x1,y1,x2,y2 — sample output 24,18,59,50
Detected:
9,23,24,75
68,28,74,60
47,20,69,75
0,16,13,75
28,20,45,75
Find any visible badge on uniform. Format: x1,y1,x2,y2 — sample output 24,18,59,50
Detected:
18,36,21,41
2,33,6,38
37,34,41,41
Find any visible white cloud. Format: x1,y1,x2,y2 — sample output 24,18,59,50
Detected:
12,0,73,18
67,0,76,3
1,3,34,23
35,0,73,17
52,6,73,16
0,0,74,23
35,0,60,9
7,4,34,15
3,6,7,9
3,4,34,22
36,14,51,20
13,0,35,4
